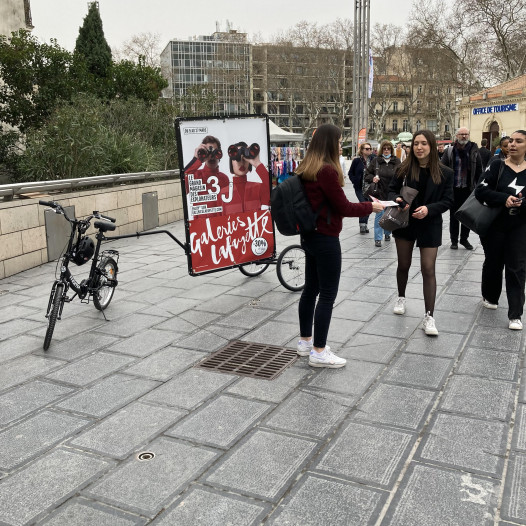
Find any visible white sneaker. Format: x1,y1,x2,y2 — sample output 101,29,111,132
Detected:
509,319,523,330
482,298,498,310
422,312,439,336
297,341,330,357
308,347,346,368
393,297,406,315
297,339,313,356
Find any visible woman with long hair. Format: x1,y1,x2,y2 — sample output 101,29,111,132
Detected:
475,130,526,330
364,140,401,247
348,142,374,234
388,130,454,335
296,125,383,367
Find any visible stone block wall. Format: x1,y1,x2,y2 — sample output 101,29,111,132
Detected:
0,179,183,279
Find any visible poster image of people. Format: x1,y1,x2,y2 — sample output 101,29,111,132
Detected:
176,115,275,275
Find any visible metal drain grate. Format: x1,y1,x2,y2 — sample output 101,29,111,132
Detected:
195,340,297,380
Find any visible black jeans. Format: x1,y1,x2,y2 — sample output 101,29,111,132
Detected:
449,186,472,243
481,223,526,320
354,186,370,225
299,232,341,348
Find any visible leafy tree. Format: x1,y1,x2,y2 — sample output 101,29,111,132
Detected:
0,30,75,132
112,60,168,102
74,2,112,79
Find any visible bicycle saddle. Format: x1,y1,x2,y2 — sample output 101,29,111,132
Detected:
94,220,116,232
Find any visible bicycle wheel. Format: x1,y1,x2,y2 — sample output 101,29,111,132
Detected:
238,261,270,277
277,245,305,292
43,283,64,351
93,257,118,311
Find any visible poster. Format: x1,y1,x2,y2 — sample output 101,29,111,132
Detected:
175,115,276,275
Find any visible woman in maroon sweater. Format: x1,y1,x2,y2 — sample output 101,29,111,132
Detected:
296,124,383,368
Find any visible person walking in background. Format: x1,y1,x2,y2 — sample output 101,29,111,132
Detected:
441,127,483,250
475,130,526,331
479,138,492,170
494,136,510,160
296,124,383,367
437,143,446,161
389,130,454,336
348,142,374,234
364,140,401,247
395,142,406,162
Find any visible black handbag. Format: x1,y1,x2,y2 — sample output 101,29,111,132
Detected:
454,161,505,237
379,177,419,231
363,159,381,199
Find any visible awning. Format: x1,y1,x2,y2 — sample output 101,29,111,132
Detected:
269,120,304,143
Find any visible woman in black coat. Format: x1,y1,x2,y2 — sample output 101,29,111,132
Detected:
364,140,401,247
348,142,374,234
475,130,526,330
388,130,454,336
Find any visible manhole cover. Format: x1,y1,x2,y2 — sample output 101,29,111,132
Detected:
137,452,155,461
195,340,297,380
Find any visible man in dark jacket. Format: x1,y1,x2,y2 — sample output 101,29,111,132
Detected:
441,127,483,250
478,138,492,171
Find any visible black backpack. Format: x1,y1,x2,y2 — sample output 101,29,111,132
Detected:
270,175,327,236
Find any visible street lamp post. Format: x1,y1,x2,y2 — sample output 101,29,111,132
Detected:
351,0,371,157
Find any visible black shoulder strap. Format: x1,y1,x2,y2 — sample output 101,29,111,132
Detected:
495,160,505,189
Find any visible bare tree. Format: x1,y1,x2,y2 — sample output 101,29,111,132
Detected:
113,32,162,67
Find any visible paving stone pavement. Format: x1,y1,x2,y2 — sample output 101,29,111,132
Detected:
0,187,525,525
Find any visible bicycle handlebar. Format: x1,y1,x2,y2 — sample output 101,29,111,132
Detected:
38,201,116,225
99,214,116,223
39,200,57,208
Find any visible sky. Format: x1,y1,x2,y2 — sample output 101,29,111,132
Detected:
29,0,413,53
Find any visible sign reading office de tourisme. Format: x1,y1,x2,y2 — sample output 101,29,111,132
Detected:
472,103,519,116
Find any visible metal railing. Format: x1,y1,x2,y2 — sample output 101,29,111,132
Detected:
0,170,180,201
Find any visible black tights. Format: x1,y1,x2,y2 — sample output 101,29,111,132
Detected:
395,238,438,315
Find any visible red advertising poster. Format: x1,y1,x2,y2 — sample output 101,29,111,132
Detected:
176,115,276,275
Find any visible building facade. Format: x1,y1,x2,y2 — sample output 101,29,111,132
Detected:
0,0,32,37
459,74,526,149
160,30,252,115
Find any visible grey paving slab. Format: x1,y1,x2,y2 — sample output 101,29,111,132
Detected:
55,374,160,417
340,333,401,363
477,305,512,328
326,318,365,343
513,404,526,452
0,354,65,392
445,279,482,297
126,285,182,305
180,283,233,300
267,473,387,526
254,290,298,310
0,380,73,426
45,352,136,386
213,306,275,329
123,347,203,380
404,331,464,358
520,371,526,404
93,313,163,337
37,498,147,525
141,368,236,410
0,317,45,341
69,401,184,459
435,293,482,313
264,390,349,438
177,329,229,352
354,383,436,430
0,410,90,470
469,326,523,352
457,348,520,381
151,486,270,526
314,421,414,488
332,299,381,322
106,329,176,357
205,429,318,502
33,332,121,361
361,313,421,339
383,353,453,389
153,315,198,333
440,375,515,421
241,320,299,346
30,315,109,342
431,310,476,334
145,296,200,316
206,323,250,341
0,448,113,526
501,451,526,524
307,359,384,396
225,366,308,403
416,412,507,476
384,463,498,526
193,293,253,315
84,437,218,517
166,394,270,448
0,334,42,363
349,284,395,304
